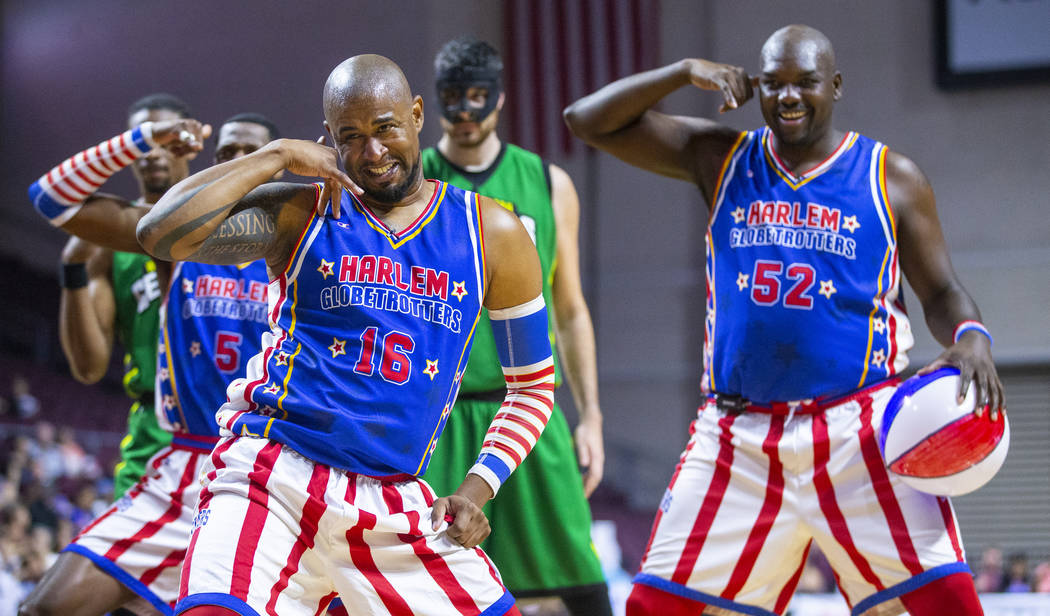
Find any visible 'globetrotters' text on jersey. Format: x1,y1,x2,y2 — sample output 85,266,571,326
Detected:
219,181,486,478
704,128,913,403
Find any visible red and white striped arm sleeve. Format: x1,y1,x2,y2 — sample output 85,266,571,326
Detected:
28,123,158,226
469,295,556,495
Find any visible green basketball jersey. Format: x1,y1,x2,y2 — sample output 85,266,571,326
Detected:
422,144,561,391
111,251,162,398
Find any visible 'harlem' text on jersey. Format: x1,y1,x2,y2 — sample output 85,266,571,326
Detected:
219,181,486,478
704,128,913,403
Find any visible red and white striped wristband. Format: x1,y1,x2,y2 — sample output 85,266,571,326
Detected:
953,320,993,346
28,122,158,226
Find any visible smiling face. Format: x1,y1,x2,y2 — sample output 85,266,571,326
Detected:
325,89,424,205
757,26,841,149
127,107,190,197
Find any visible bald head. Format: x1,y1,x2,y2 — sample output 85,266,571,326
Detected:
323,54,413,121
761,25,836,74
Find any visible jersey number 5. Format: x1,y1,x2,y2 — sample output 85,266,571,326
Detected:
354,327,415,385
751,260,815,309
215,331,244,373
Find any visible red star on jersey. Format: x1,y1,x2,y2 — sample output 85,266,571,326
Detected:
189,341,202,357
182,278,194,294
423,359,439,380
275,351,290,366
842,215,861,233
317,259,335,280
731,207,746,224
262,383,281,395
329,337,346,358
736,272,749,291
819,280,837,299
451,281,468,301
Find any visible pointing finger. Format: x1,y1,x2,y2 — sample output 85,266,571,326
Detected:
328,179,342,219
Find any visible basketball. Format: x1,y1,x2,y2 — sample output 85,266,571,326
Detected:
879,367,1009,497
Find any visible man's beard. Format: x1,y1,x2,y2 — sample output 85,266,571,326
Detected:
367,156,422,204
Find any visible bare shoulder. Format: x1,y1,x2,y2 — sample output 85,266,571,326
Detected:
883,149,935,218
478,196,542,309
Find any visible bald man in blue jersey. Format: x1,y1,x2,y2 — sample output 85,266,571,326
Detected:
139,54,554,616
566,24,1000,616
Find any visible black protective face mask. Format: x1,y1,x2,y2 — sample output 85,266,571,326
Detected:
435,65,502,124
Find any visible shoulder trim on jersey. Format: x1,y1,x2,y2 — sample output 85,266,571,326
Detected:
709,131,751,223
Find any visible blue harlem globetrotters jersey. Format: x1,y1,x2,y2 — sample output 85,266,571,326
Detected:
704,127,914,403
157,260,271,440
219,181,486,478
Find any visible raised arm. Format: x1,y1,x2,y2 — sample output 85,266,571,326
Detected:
430,197,548,548
563,59,751,199
27,119,207,253
136,139,355,269
548,164,603,497
57,238,116,384
889,151,1003,416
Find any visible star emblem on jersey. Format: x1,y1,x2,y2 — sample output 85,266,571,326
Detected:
736,272,749,291
317,259,335,280
189,341,201,357
424,359,439,380
182,278,194,294
328,337,346,358
158,342,165,354
451,281,468,301
819,280,837,299
731,206,746,224
842,215,861,233
163,395,175,410
263,383,281,395
872,348,887,367
158,367,169,381
873,317,887,334
275,351,290,366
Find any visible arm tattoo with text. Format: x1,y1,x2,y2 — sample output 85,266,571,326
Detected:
191,207,279,264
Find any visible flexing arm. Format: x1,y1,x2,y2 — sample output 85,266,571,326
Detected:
430,198,548,548
563,59,751,197
27,120,207,252
137,139,354,268
889,151,1004,416
548,164,604,497
58,238,116,384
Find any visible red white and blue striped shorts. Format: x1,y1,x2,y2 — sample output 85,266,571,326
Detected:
176,436,516,616
66,436,215,615
634,381,970,616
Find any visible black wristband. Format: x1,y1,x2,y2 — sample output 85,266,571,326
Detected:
59,262,89,289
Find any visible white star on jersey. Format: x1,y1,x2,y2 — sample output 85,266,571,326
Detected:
873,317,887,334
424,359,439,380
182,278,194,294
737,272,749,291
842,215,861,233
872,348,887,367
819,280,837,299
731,207,746,224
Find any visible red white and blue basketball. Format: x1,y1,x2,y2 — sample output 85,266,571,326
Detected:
879,367,1009,497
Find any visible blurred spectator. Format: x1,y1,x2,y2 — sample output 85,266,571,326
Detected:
27,422,63,487
1033,561,1050,593
57,426,100,480
1005,552,1032,593
10,376,40,420
974,545,1007,593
